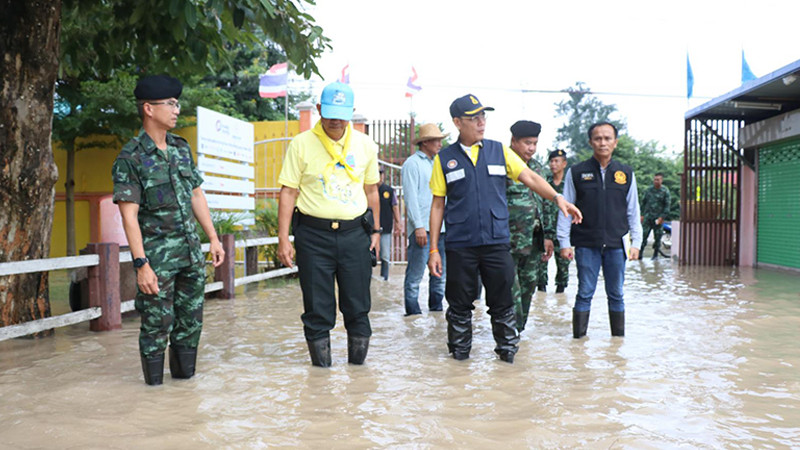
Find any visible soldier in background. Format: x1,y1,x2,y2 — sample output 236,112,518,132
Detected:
539,149,571,293
113,75,225,386
506,120,552,331
639,172,671,259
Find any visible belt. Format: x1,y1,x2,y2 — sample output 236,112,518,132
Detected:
298,212,364,232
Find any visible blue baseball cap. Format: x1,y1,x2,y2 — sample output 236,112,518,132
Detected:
320,82,354,121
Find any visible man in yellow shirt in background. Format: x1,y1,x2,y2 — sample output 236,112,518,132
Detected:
428,94,582,363
277,82,381,368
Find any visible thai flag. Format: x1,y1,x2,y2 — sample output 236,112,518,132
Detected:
405,66,421,98
259,62,288,98
340,64,350,84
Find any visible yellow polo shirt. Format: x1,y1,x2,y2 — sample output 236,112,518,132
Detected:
278,125,380,220
430,142,528,196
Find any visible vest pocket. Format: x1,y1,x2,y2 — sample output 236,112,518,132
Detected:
144,180,177,210
491,206,509,239
445,209,471,242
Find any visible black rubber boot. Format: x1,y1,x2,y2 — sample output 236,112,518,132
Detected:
380,259,389,280
446,308,472,360
169,345,197,379
610,311,625,337
347,336,370,365
141,353,164,386
555,284,566,293
491,307,520,364
306,337,332,367
537,284,547,293
572,308,590,339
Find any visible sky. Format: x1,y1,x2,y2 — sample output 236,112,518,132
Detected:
289,0,800,156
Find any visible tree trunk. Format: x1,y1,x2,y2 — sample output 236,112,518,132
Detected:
0,0,62,333
66,145,76,256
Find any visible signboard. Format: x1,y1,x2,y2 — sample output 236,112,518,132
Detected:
196,107,255,225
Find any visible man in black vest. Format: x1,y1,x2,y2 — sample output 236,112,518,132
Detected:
377,168,401,280
557,122,642,339
428,94,582,363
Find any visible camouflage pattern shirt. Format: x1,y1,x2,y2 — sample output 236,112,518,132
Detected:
640,186,671,221
112,129,205,272
506,158,547,255
541,172,564,243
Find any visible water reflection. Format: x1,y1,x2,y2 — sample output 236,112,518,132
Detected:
1,260,799,447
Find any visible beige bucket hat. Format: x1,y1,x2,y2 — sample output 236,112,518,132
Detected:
412,123,449,145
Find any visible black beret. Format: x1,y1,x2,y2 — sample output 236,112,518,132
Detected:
549,149,567,160
134,75,183,100
510,120,541,138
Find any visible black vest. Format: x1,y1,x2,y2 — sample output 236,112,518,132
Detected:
438,139,509,249
378,183,394,232
570,157,633,248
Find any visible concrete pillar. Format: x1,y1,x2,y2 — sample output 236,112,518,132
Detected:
87,242,121,332
297,101,315,132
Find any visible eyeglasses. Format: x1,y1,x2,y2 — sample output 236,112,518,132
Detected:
461,113,486,123
148,100,181,110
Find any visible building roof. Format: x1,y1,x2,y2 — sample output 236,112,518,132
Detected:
685,59,800,122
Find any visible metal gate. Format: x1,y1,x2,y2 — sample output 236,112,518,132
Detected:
369,119,414,263
757,140,800,269
680,119,743,266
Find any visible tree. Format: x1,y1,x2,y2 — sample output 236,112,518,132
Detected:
554,82,626,162
1,0,330,330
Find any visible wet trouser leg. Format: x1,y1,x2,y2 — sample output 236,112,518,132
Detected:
444,246,481,359
169,264,205,378
479,244,519,358
602,247,626,336
296,225,372,342
652,223,664,255
640,221,653,255
403,235,427,315
511,252,537,331
553,239,570,290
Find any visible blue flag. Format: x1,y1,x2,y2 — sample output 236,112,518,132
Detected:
742,51,756,84
687,53,694,98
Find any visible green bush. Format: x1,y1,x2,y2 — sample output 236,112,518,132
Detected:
254,199,281,268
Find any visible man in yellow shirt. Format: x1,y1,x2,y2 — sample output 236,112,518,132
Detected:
277,82,381,367
428,94,582,363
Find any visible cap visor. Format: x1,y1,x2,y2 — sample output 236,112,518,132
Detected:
320,104,353,121
463,106,495,115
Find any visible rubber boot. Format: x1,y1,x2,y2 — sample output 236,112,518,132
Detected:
306,337,332,367
347,336,370,365
491,307,520,364
446,308,472,360
572,308,590,339
610,311,625,337
651,243,660,260
141,353,164,386
380,259,389,280
169,345,197,379
556,284,566,293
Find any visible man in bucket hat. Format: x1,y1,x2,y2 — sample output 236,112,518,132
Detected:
428,94,582,363
277,82,381,367
401,123,450,316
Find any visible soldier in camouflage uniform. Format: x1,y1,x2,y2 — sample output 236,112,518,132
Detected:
112,75,225,386
506,121,554,331
539,150,571,293
639,172,671,259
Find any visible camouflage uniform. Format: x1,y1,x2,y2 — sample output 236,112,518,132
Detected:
507,158,547,331
112,130,206,358
639,185,671,256
539,173,571,289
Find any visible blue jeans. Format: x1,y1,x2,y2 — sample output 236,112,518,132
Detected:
574,247,626,313
403,232,446,314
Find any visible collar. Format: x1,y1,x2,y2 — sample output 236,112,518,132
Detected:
459,140,482,153
415,150,434,161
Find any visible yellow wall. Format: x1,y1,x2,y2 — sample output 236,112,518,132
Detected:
49,120,298,257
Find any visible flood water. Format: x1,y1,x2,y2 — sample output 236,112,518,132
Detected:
1,258,799,448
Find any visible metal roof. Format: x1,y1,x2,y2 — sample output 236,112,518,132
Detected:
685,59,800,122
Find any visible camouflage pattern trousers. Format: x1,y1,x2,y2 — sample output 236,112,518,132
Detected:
511,250,545,331
135,263,206,357
641,218,665,252
538,239,571,288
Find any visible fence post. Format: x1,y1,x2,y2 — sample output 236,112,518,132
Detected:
86,242,122,332
215,234,236,299
245,246,259,276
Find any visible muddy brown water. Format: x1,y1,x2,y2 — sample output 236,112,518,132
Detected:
1,259,799,448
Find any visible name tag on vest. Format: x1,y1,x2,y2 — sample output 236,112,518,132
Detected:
446,169,465,183
487,165,506,176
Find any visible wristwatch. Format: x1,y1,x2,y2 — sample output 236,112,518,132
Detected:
553,193,563,202
133,257,149,269
371,227,383,234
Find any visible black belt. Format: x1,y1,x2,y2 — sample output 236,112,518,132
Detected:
298,212,364,232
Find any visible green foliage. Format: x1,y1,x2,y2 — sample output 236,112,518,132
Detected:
554,82,626,161
253,199,281,268
197,211,246,243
